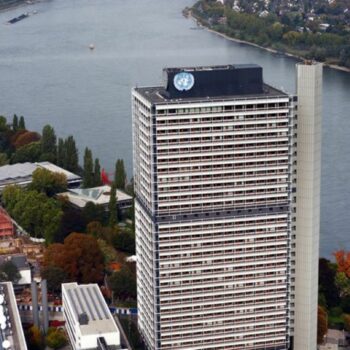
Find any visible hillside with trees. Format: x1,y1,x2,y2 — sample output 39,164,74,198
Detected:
190,0,350,68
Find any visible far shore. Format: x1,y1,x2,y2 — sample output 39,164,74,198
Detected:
189,12,350,74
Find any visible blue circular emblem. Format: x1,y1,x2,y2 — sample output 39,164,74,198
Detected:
173,72,195,91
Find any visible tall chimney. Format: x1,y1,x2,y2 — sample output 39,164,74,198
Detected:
41,280,49,334
30,281,39,328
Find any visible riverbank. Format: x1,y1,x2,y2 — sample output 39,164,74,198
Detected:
189,11,350,74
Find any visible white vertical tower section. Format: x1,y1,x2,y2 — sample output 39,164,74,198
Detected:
293,62,322,350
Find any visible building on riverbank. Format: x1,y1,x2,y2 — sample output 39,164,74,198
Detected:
133,62,322,350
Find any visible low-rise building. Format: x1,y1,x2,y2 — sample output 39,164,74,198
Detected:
0,208,14,240
0,282,28,349
62,282,125,350
0,161,82,192
58,185,133,212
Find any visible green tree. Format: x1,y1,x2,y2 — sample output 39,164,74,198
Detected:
0,261,20,283
29,168,67,197
25,325,44,350
41,266,67,294
45,328,67,349
94,158,102,186
98,238,118,264
108,185,118,227
0,116,8,132
57,138,65,168
83,147,94,188
82,202,105,224
18,116,26,130
40,125,57,163
0,153,8,166
64,136,79,173
11,141,42,163
109,267,136,301
335,272,350,297
114,159,127,190
12,114,18,132
2,186,63,243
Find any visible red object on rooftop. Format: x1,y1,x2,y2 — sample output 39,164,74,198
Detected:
0,208,14,238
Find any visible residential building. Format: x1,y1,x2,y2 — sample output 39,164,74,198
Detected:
132,62,322,350
62,282,125,350
0,281,28,349
0,161,82,192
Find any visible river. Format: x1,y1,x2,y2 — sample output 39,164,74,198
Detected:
0,0,350,257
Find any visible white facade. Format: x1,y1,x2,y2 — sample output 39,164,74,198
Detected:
292,62,322,350
133,63,321,350
62,283,121,350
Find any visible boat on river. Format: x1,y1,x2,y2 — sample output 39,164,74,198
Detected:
7,13,29,24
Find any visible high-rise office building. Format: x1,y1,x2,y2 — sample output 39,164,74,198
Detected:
132,62,322,350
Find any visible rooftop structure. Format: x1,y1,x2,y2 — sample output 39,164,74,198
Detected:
58,185,132,211
0,162,82,191
0,209,14,240
62,283,124,350
0,282,28,350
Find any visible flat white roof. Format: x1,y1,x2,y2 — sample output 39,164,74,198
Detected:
0,162,81,189
58,185,132,208
63,283,120,337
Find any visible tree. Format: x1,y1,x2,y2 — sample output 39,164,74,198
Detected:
319,258,340,307
83,147,94,188
108,185,118,227
94,158,102,186
41,266,67,294
0,153,8,166
335,272,350,297
114,159,127,190
43,233,105,284
111,230,135,254
12,114,18,132
30,168,67,197
11,141,42,163
40,125,57,163
57,138,65,168
0,261,20,283
25,325,44,350
334,250,350,277
45,328,67,349
64,136,79,173
82,202,105,225
2,186,62,243
317,306,328,344
18,116,26,130
109,266,136,301
13,131,41,149
98,239,118,264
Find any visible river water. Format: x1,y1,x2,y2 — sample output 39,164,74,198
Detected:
0,0,350,257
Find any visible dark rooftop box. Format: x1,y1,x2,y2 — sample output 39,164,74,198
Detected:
163,64,263,99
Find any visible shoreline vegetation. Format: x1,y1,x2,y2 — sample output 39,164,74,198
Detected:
185,4,350,73
0,0,26,12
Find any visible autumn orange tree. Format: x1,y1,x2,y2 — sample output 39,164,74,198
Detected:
43,233,105,284
333,250,350,277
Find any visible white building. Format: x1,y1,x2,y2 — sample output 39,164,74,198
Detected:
62,283,123,350
0,282,28,350
58,185,133,211
132,62,322,350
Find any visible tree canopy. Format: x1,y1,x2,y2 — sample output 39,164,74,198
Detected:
43,233,105,284
2,185,62,243
29,168,67,197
